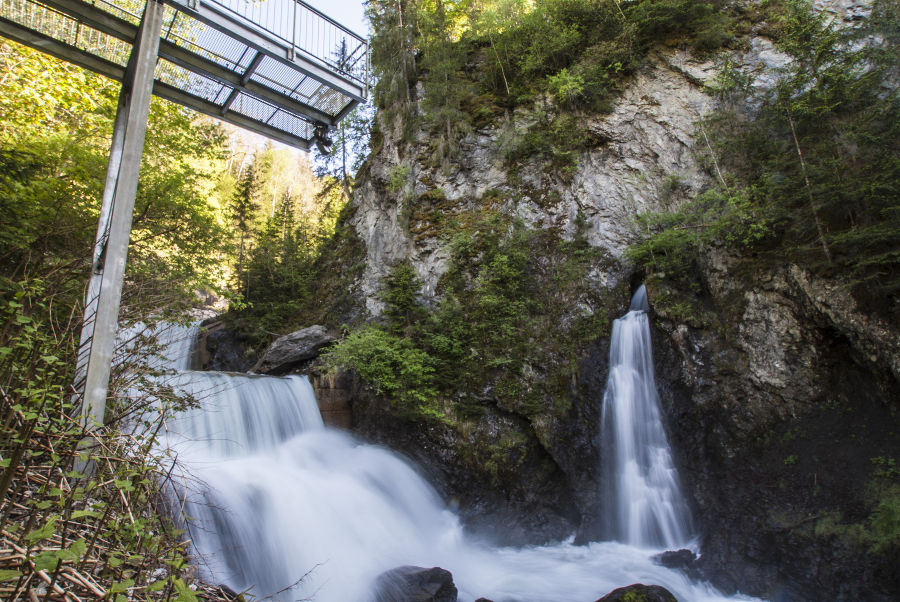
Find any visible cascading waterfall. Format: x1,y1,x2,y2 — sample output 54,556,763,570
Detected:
150,319,752,602
601,285,693,548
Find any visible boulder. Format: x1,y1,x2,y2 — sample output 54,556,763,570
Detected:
371,566,458,602
251,325,335,374
653,549,701,581
595,584,679,602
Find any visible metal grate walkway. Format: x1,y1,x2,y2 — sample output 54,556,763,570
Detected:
0,0,368,149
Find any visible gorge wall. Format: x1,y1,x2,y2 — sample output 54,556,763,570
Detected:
249,1,900,599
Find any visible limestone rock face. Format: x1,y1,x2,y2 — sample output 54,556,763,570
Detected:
650,259,900,600
346,0,870,316
348,48,722,316
251,325,335,375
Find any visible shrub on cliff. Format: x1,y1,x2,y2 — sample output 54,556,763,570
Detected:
323,325,440,418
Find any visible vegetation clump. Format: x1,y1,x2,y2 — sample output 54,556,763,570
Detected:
627,0,900,324
325,210,616,421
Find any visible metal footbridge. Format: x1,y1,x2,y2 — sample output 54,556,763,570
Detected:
0,0,368,432
0,0,368,148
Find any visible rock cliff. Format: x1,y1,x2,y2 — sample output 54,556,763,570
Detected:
299,0,900,599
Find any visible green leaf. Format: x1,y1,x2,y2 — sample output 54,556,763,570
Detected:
108,579,134,593
55,539,86,562
25,515,57,543
33,550,59,572
71,509,99,519
0,569,21,582
173,578,198,602
148,580,167,592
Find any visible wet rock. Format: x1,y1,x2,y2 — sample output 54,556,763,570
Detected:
251,325,335,374
371,566,458,602
652,260,900,601
345,369,581,546
201,322,254,372
595,583,678,602
653,549,701,581
655,548,697,570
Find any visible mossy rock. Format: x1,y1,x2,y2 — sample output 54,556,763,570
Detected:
594,583,678,602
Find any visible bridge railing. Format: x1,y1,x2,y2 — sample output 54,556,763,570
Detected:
17,0,369,90
204,0,368,87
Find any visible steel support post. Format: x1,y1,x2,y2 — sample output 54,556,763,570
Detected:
76,0,164,429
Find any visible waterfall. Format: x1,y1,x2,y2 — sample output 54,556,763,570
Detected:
601,285,693,548
151,322,750,602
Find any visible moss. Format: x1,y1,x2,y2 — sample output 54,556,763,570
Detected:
645,276,712,328
454,424,531,487
408,188,465,242
461,92,504,130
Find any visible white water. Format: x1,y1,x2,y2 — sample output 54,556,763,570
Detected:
153,320,752,602
600,285,693,548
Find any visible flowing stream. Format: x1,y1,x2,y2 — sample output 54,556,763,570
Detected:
600,285,693,547
151,311,752,602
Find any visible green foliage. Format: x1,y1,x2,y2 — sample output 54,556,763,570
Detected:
628,0,900,323
222,146,356,347
0,277,204,599
626,0,733,53
324,325,440,417
869,484,900,552
368,0,741,163
627,187,773,285
0,40,233,599
314,99,374,192
380,261,427,333
500,111,598,175
813,455,900,554
0,39,229,316
547,68,586,107
387,163,412,193
334,209,611,420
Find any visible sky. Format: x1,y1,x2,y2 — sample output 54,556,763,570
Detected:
307,0,370,37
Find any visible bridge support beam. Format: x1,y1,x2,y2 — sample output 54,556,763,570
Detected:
75,0,164,429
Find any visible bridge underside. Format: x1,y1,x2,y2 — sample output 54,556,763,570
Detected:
0,0,368,149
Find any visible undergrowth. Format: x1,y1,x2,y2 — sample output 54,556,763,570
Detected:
0,284,228,601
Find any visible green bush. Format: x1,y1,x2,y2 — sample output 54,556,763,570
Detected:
380,261,426,333
324,325,439,417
